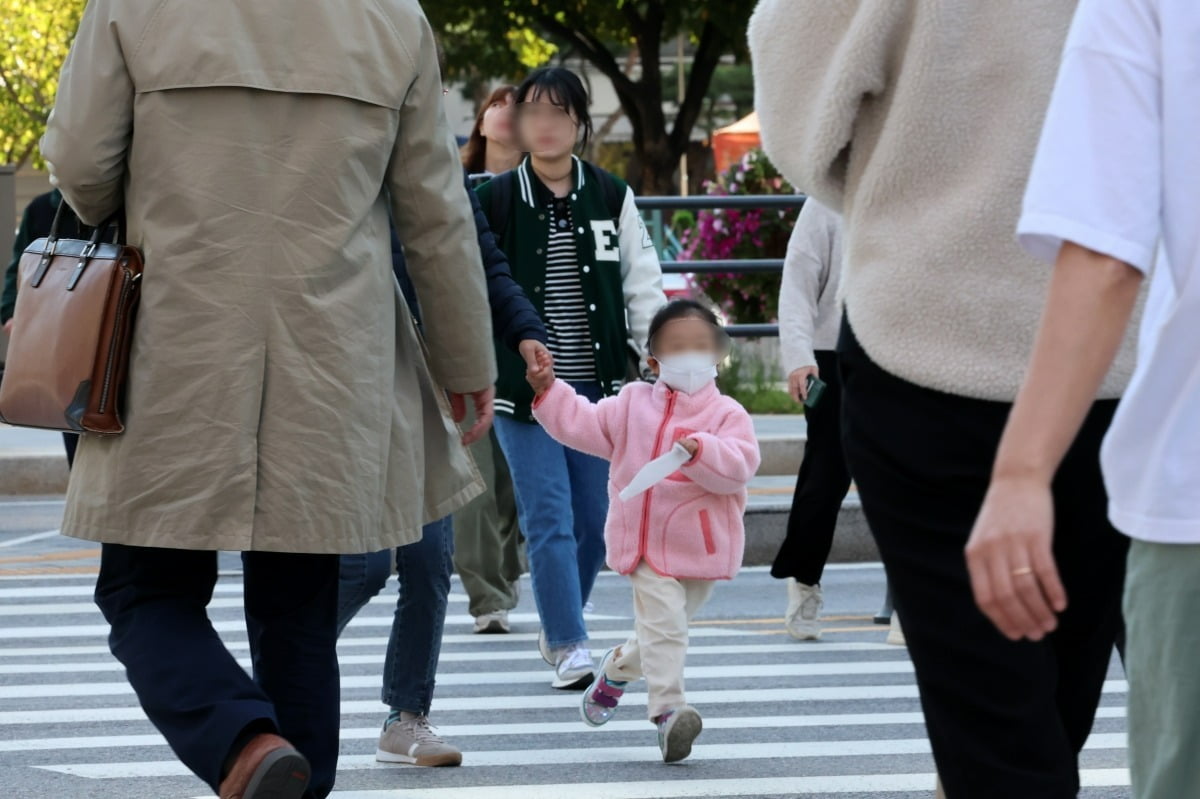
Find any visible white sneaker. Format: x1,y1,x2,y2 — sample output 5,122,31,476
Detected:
473,610,510,634
552,644,595,690
886,610,906,646
785,580,823,640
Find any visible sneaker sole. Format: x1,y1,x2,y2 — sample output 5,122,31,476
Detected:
552,670,595,691
537,629,554,666
375,748,462,767
242,748,311,799
662,707,703,763
473,619,510,635
787,623,822,641
580,648,621,727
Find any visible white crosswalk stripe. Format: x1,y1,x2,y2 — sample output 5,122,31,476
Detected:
0,570,1130,798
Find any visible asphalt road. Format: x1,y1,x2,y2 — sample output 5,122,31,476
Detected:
0,497,1130,798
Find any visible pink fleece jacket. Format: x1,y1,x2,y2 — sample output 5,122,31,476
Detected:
532,378,761,580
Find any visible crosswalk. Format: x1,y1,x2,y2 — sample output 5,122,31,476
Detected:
0,564,1131,798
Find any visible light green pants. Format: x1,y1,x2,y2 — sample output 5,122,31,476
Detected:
452,427,526,617
1124,539,1200,798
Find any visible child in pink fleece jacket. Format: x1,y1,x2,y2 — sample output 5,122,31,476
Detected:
528,299,760,763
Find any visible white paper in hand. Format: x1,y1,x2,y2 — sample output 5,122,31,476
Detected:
619,442,692,501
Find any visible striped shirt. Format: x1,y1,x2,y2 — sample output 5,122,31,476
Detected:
543,199,596,381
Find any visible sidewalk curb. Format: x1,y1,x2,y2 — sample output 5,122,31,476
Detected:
0,454,69,496
0,436,810,496
1,439,876,567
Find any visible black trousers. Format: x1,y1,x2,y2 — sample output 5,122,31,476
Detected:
94,544,341,797
771,350,853,585
838,322,1127,799
63,433,77,469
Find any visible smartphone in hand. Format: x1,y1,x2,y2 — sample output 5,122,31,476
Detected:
804,375,827,410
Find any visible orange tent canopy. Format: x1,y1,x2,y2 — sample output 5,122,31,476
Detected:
711,112,761,175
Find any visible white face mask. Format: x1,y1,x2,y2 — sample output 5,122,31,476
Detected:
656,352,718,395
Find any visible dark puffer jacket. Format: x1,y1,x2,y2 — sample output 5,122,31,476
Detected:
391,173,546,351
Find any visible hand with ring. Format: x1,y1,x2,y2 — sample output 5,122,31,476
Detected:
964,475,1067,641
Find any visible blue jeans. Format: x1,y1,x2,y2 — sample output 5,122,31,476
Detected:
494,382,609,649
336,517,453,716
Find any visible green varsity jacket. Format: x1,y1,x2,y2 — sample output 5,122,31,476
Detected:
476,156,665,422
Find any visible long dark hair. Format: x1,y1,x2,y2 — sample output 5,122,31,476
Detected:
515,67,593,153
461,85,516,175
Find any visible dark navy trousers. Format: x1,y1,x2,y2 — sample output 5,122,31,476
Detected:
94,544,340,797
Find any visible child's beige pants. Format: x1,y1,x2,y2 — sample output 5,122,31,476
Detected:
603,561,717,720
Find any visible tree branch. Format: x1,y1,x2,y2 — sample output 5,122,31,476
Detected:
669,21,726,154
532,12,638,98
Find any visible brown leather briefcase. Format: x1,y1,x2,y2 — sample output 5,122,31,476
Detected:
0,205,143,434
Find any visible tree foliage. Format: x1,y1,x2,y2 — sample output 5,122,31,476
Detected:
0,0,83,167
426,0,754,194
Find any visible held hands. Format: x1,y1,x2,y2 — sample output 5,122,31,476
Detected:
964,475,1066,642
522,340,556,396
788,366,819,404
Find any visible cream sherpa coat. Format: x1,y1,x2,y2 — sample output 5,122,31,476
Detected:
749,1,1138,401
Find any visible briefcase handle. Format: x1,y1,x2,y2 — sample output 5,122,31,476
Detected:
29,202,123,290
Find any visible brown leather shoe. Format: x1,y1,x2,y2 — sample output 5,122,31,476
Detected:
218,733,310,799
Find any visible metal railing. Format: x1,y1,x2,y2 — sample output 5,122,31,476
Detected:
637,194,806,338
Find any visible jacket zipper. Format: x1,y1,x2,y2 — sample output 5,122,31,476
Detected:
639,389,678,560
97,268,134,414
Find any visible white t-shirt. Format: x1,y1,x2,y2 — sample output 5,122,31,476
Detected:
1018,0,1200,544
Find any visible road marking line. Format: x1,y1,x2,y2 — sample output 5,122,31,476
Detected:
0,582,463,599
189,770,1131,798
0,681,1128,725
0,567,99,577
0,548,99,565
0,569,99,580
38,733,1129,779
692,616,871,626
0,530,63,549
0,707,1128,754
0,661,921,699
0,642,899,674
0,592,469,615
0,627,759,658
0,612,624,640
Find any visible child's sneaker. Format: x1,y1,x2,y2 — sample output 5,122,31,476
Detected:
656,705,703,763
552,644,595,690
581,648,627,726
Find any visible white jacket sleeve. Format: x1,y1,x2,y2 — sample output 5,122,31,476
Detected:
778,200,835,374
618,186,666,365
749,0,907,210
41,0,135,225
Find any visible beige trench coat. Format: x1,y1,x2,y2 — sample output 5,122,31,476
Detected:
40,0,497,553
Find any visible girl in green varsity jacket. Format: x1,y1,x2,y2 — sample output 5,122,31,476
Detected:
477,66,666,690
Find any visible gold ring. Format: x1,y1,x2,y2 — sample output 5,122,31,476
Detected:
1011,567,1034,577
